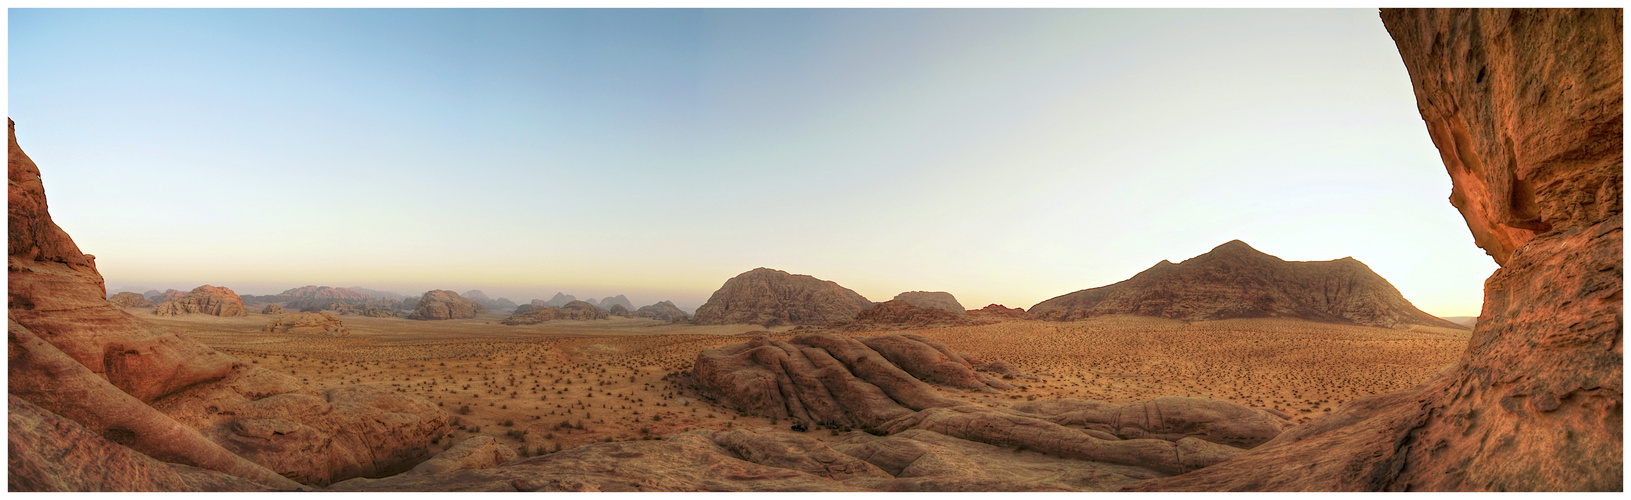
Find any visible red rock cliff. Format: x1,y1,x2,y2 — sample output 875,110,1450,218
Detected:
1136,8,1621,491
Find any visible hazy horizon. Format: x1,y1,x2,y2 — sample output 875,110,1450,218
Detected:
10,8,1498,317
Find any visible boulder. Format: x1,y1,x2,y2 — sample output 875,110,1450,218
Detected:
607,304,633,318
262,312,349,336
109,291,153,308
693,268,874,326
407,290,486,320
153,285,249,317
260,304,285,315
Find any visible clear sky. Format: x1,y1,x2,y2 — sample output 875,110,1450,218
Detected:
8,8,1497,316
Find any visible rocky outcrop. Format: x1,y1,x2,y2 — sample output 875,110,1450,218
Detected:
1030,240,1463,329
539,293,576,308
593,294,634,311
1010,397,1292,450
397,436,516,477
607,304,633,317
109,291,153,308
461,290,518,313
690,332,1281,475
1137,9,1622,492
153,285,249,317
260,304,285,315
891,291,965,314
501,300,609,325
634,300,689,322
262,312,349,336
407,290,486,320
693,268,875,326
8,119,447,490
837,300,984,331
967,304,1027,319
144,289,185,303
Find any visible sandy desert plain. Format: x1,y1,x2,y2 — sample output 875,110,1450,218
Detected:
138,307,1470,458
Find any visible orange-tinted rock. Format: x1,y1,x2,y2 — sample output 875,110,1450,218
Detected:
967,304,1027,319
262,312,349,336
407,289,486,320
1030,240,1463,329
153,285,248,317
693,268,874,326
108,291,153,308
1136,8,1622,492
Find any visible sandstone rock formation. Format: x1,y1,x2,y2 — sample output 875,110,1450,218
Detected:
690,332,1283,476
461,290,518,313
607,303,633,317
8,118,447,490
693,268,875,326
540,292,577,308
153,285,249,317
501,300,609,325
263,312,349,336
634,300,689,323
109,291,153,308
1030,240,1463,329
145,289,186,303
1136,8,1623,491
407,290,486,320
967,304,1027,319
260,304,285,315
892,291,965,314
593,294,634,312
835,300,985,331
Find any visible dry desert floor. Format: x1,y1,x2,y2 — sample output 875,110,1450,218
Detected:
138,309,1471,459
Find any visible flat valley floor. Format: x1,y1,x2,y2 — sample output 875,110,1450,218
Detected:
141,310,1471,460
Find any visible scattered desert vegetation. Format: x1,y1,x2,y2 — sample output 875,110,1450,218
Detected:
144,310,1467,456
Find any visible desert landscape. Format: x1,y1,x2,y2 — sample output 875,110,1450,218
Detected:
8,7,1621,493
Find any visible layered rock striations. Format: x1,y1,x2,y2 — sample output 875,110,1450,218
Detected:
1137,8,1622,491
7,119,447,490
407,290,486,320
153,285,249,317
689,332,1289,477
1030,240,1463,329
693,268,875,326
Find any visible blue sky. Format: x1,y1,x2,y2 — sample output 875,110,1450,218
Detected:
8,8,1496,315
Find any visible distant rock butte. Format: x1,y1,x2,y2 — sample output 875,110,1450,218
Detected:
107,292,152,308
145,289,186,303
891,291,965,314
593,294,634,311
8,118,447,490
692,268,874,326
607,303,632,317
540,293,576,308
1029,240,1463,329
263,312,350,336
261,304,285,315
408,290,486,320
502,300,609,325
634,300,689,323
836,300,985,331
967,304,1027,319
153,285,249,317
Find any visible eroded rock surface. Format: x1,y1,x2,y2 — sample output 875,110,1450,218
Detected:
1136,8,1622,491
967,304,1027,319
892,291,965,314
153,285,249,317
1031,240,1462,329
260,304,285,315
502,300,609,325
838,300,985,331
109,291,153,308
635,300,689,322
693,268,874,326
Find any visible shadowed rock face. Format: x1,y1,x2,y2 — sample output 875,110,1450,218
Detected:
1136,8,1622,492
153,285,249,317
407,289,486,320
1029,240,1463,329
693,268,875,326
838,300,984,331
892,291,965,314
109,291,153,308
260,304,285,315
967,304,1027,319
689,332,1288,476
7,119,448,490
262,312,349,336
